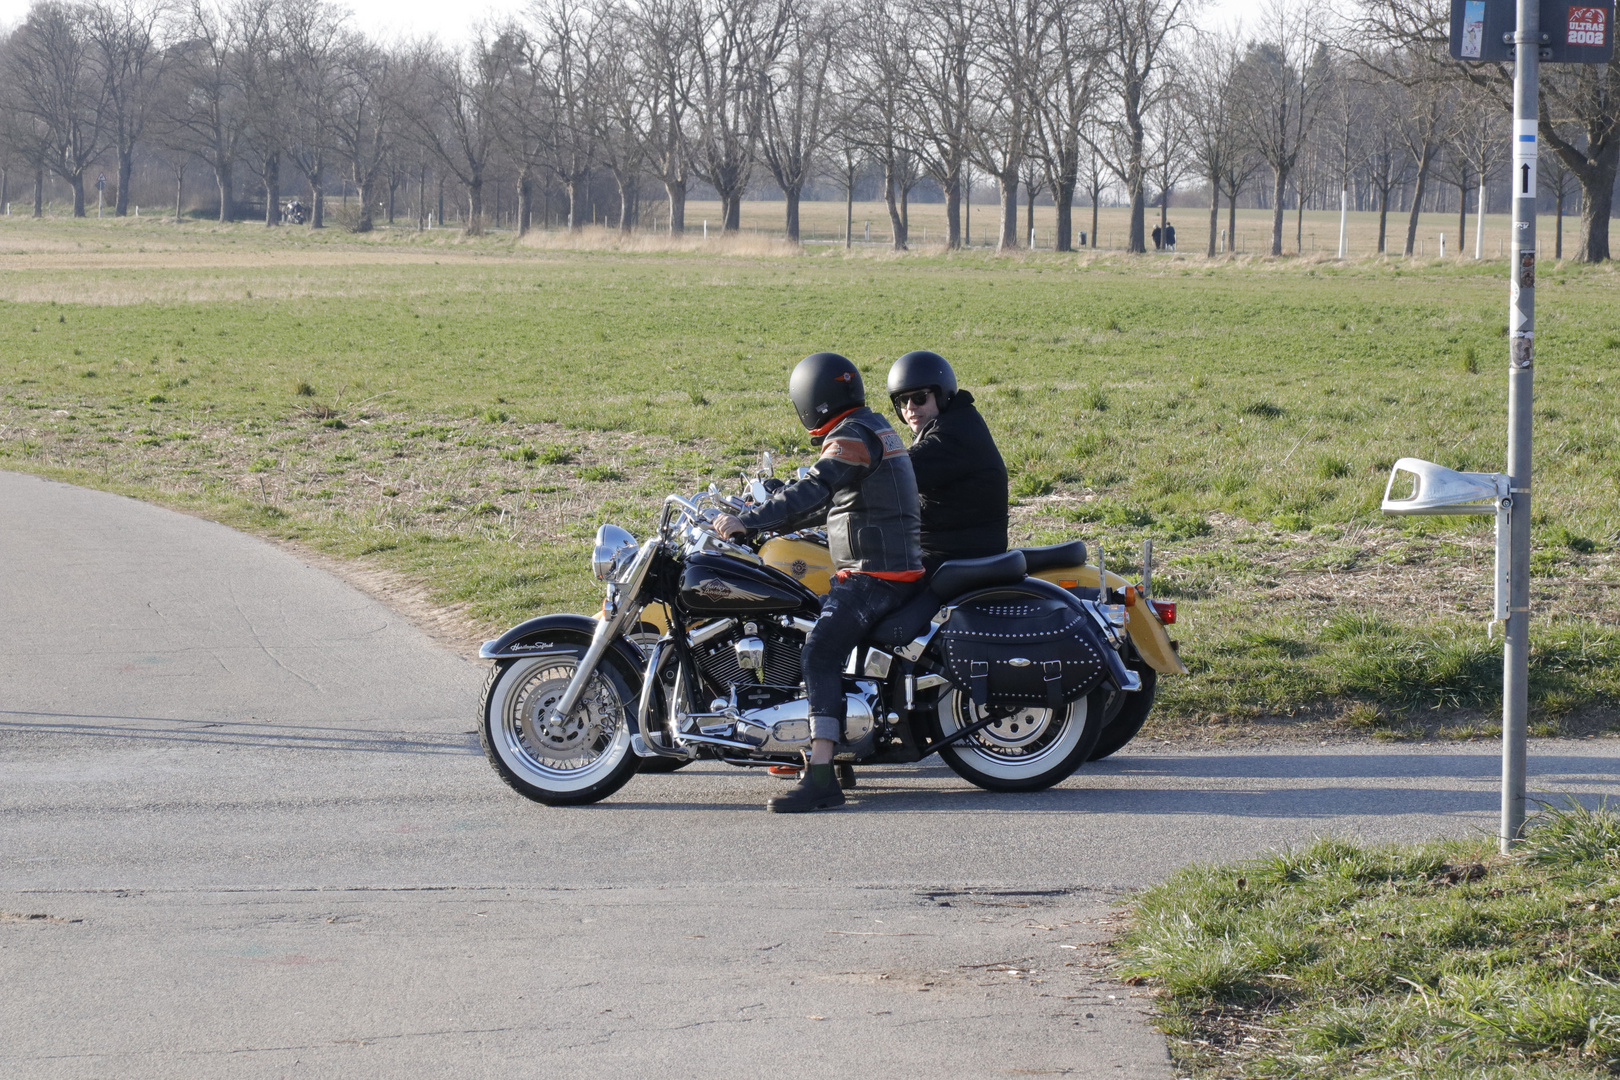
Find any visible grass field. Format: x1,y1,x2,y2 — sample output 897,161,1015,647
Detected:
2,211,1617,738
1120,802,1620,1078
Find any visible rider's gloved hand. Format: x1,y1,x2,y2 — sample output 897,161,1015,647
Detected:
712,513,746,539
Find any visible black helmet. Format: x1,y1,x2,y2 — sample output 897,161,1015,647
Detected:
887,350,957,409
789,351,865,431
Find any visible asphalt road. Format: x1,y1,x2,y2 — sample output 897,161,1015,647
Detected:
5,469,1619,1080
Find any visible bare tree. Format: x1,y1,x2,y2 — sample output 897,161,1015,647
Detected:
332,33,399,231
404,36,501,230
1232,0,1331,256
534,0,603,230
686,0,787,232
5,1,112,217
1089,0,1189,253
969,0,1051,250
594,4,651,233
1539,146,1576,260
84,0,167,216
279,0,347,227
1183,24,1246,256
1029,0,1098,251
626,0,696,233
847,0,913,249
757,0,838,243
1144,88,1187,247
904,0,978,248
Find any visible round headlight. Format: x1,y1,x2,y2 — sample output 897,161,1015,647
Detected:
592,524,638,582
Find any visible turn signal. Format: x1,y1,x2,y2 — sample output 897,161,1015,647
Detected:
1149,600,1176,625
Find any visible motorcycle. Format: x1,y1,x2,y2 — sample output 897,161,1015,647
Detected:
478,477,1180,807
631,458,1186,763
283,201,306,225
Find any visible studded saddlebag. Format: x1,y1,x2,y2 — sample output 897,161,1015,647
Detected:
936,594,1110,710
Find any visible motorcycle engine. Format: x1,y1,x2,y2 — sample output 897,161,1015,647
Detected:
692,619,803,710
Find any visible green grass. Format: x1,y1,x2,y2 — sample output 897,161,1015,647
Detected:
1,216,1618,731
1118,803,1620,1078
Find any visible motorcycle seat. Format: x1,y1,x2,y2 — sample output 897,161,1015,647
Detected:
867,591,943,646
1018,540,1088,573
929,550,1028,599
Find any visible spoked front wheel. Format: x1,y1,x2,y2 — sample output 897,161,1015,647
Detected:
479,650,641,806
929,688,1106,793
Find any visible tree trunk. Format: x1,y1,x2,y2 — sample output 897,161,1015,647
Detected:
723,193,740,232
33,167,44,217
1091,191,1099,249
1025,187,1036,247
567,176,585,231
69,173,86,217
784,186,800,243
356,176,377,232
174,166,182,223
946,173,962,249
518,171,534,236
418,163,427,230
1577,176,1613,261
1403,147,1433,256
312,183,325,229
1227,186,1237,254
466,174,483,231
997,170,1018,250
665,175,686,234
1055,181,1074,252
1295,184,1303,253
845,169,854,248
265,152,281,226
883,159,907,250
215,165,232,223
1377,185,1390,253
1556,189,1564,258
1457,181,1468,253
1207,175,1219,257
1270,167,1286,255
1159,195,1169,248
116,151,132,216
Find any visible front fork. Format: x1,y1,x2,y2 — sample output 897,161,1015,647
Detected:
544,591,636,730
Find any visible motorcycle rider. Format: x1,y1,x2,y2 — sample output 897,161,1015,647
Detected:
714,352,924,813
886,351,1009,575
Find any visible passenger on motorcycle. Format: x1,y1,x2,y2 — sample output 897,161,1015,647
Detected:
715,352,924,813
887,350,1009,575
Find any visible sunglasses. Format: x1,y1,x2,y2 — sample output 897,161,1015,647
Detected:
891,390,932,409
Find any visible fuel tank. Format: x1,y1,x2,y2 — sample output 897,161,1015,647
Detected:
758,536,834,594
679,552,818,616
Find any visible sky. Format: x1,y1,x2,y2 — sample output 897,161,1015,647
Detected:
0,0,1253,45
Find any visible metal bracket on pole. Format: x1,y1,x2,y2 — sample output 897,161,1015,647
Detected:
1381,456,1513,638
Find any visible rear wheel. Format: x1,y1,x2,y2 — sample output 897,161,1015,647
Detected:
928,687,1106,793
480,649,642,806
1087,664,1157,761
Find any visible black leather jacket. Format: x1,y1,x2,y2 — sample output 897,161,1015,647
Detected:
908,390,1009,568
736,406,923,574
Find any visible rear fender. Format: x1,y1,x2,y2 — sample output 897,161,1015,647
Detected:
1031,565,1187,676
479,614,650,701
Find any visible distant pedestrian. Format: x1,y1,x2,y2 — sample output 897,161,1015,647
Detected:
1165,224,1176,251
1152,225,1162,250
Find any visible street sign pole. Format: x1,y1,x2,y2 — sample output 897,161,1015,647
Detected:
1503,0,1538,853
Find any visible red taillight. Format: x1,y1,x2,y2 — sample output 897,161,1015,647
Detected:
1150,600,1176,625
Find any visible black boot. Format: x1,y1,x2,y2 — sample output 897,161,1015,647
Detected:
835,762,857,789
766,763,846,813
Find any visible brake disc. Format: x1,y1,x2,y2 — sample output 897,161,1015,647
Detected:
518,669,610,761
973,706,1053,751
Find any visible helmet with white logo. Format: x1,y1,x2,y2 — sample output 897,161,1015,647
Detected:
788,352,865,431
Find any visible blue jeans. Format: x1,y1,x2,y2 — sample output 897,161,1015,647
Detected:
802,573,922,742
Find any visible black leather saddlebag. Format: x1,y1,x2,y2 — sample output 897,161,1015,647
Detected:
936,594,1109,710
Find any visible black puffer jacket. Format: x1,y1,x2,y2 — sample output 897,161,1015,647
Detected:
907,390,1009,570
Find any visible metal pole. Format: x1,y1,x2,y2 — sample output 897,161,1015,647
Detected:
1502,0,1538,853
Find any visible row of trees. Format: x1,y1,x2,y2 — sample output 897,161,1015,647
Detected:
2,0,1616,259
